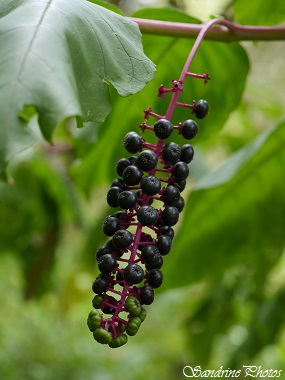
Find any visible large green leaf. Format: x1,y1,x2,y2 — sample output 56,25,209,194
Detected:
72,8,249,192
0,0,155,179
232,0,285,25
162,119,285,289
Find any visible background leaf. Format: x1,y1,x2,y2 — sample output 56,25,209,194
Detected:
0,0,155,178
232,0,285,25
72,8,249,192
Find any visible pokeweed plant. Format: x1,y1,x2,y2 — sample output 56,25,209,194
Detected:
87,18,225,348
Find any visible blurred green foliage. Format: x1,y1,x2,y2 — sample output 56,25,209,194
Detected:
1,0,285,379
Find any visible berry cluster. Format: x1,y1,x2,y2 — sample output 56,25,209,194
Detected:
87,74,209,348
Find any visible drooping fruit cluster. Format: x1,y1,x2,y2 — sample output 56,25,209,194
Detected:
87,73,209,348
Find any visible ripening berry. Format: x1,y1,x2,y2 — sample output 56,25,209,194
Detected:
195,99,209,119
125,296,142,317
162,142,181,164
126,316,142,336
180,144,194,164
93,328,112,344
124,132,143,153
124,263,145,284
140,175,161,196
181,119,198,139
153,119,173,139
137,205,159,226
116,158,131,176
87,310,101,332
109,333,128,348
92,294,104,309
112,229,133,249
122,165,142,186
137,150,158,172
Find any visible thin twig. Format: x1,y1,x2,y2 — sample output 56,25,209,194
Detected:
129,17,285,42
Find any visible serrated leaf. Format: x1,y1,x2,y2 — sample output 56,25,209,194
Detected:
162,119,285,290
72,8,249,192
0,0,155,179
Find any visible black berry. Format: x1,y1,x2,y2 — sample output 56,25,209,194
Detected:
124,132,143,153
122,165,142,186
140,176,161,196
175,196,185,212
141,245,161,266
181,119,198,140
124,263,145,284
111,178,126,190
117,190,138,210
140,285,154,305
147,269,163,288
107,186,122,208
137,150,158,172
173,161,189,181
156,235,172,255
162,142,181,164
116,158,131,176
96,245,113,261
137,205,159,226
180,144,194,164
160,226,174,240
162,206,179,226
195,99,209,119
153,119,173,139
92,273,109,294
102,216,120,236
161,185,180,205
174,179,186,192
98,253,117,274
112,229,133,249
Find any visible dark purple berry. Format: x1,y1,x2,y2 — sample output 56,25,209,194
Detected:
160,226,174,240
140,176,161,196
122,165,142,186
145,255,164,270
147,269,163,288
112,229,133,249
173,161,189,181
111,178,126,190
181,119,198,140
116,158,131,176
115,271,124,286
124,263,145,284
124,132,143,153
136,189,153,206
137,150,158,172
137,205,159,226
98,253,117,274
162,142,181,165
102,295,118,314
117,190,138,210
162,206,179,226
107,186,122,207
96,245,113,261
153,119,173,139
140,285,154,305
141,245,161,266
174,179,186,192
128,156,138,165
113,210,126,220
161,185,180,206
180,144,194,164
156,235,172,255
102,216,120,236
195,99,209,119
175,196,185,212
92,273,109,294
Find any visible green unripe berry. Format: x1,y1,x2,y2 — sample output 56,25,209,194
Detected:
108,333,128,348
126,317,142,336
125,296,142,317
92,295,104,309
138,307,147,322
87,310,101,332
93,328,112,344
